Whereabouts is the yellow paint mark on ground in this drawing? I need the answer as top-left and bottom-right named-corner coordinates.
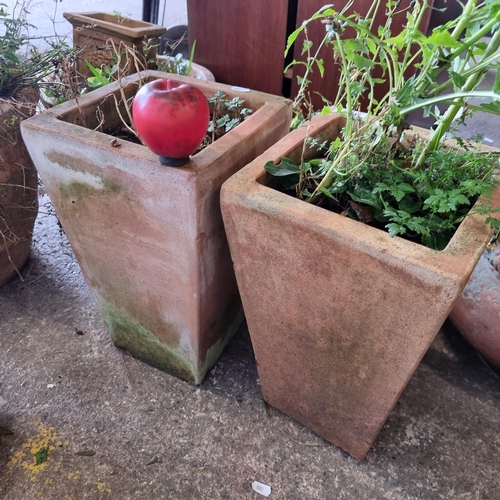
top-left (67, 470), bottom-right (81, 480)
top-left (7, 418), bottom-right (64, 481)
top-left (96, 481), bottom-right (112, 493)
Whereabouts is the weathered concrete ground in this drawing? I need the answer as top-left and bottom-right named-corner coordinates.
top-left (0, 192), bottom-right (499, 500)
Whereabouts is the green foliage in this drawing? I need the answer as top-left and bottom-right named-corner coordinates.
top-left (34, 447), bottom-right (48, 465)
top-left (0, 1), bottom-right (75, 99)
top-left (200, 90), bottom-right (253, 147)
top-left (0, 0), bottom-right (75, 99)
top-left (85, 61), bottom-right (116, 89)
top-left (267, 0), bottom-right (500, 250)
top-left (157, 40), bottom-right (197, 77)
top-left (267, 136), bottom-right (500, 250)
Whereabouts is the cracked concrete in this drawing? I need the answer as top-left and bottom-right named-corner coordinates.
top-left (0, 192), bottom-right (499, 499)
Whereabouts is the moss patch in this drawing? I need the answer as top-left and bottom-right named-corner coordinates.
top-left (59, 180), bottom-right (121, 202)
top-left (100, 300), bottom-right (198, 384)
top-left (198, 306), bottom-right (244, 379)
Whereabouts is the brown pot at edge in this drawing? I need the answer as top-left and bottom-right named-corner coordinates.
top-left (0, 88), bottom-right (39, 287)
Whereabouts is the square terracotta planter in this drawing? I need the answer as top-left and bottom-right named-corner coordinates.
top-left (21, 71), bottom-right (292, 384)
top-left (63, 12), bottom-right (166, 77)
top-left (220, 113), bottom-right (500, 459)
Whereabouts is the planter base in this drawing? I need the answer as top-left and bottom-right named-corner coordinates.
top-left (21, 71), bottom-right (292, 384)
top-left (221, 113), bottom-right (500, 459)
top-left (102, 297), bottom-right (244, 383)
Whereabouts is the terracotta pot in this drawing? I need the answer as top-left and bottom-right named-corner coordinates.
top-left (0, 88), bottom-right (39, 287)
top-left (63, 12), bottom-right (166, 77)
top-left (220, 113), bottom-right (500, 460)
top-left (21, 71), bottom-right (292, 384)
top-left (156, 55), bottom-right (215, 82)
top-left (449, 244), bottom-right (500, 370)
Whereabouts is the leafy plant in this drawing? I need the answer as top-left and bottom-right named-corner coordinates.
top-left (157, 40), bottom-right (197, 77)
top-left (113, 10), bottom-right (131, 24)
top-left (200, 90), bottom-right (253, 148)
top-left (0, 1), bottom-right (76, 99)
top-left (86, 60), bottom-right (116, 89)
top-left (266, 0), bottom-right (500, 250)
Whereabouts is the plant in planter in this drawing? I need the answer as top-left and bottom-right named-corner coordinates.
top-left (156, 41), bottom-right (216, 82)
top-left (63, 11), bottom-right (166, 78)
top-left (220, 0), bottom-right (500, 460)
top-left (21, 70), bottom-right (292, 384)
top-left (0, 1), bottom-right (76, 285)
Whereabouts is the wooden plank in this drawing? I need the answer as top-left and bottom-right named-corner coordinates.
top-left (187, 0), bottom-right (290, 95)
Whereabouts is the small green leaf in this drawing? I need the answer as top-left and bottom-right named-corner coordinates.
top-left (315, 58), bottom-right (324, 77)
top-left (264, 158), bottom-right (301, 176)
top-left (426, 30), bottom-right (461, 49)
top-left (486, 216), bottom-right (500, 229)
top-left (35, 448), bottom-right (48, 466)
top-left (386, 33), bottom-right (405, 50)
top-left (350, 54), bottom-right (375, 70)
top-left (319, 187), bottom-right (336, 199)
top-left (301, 39), bottom-right (313, 55)
top-left (399, 195), bottom-right (421, 214)
top-left (480, 101), bottom-right (500, 115)
top-left (343, 39), bottom-right (368, 54)
top-left (391, 183), bottom-right (416, 202)
top-left (348, 187), bottom-right (380, 208)
top-left (386, 223), bottom-right (406, 237)
top-left (449, 71), bottom-right (466, 90)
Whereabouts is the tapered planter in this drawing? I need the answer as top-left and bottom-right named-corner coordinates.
top-left (21, 71), bottom-right (292, 384)
top-left (0, 88), bottom-right (38, 286)
top-left (63, 12), bottom-right (166, 77)
top-left (220, 113), bottom-right (500, 459)
top-left (449, 244), bottom-right (500, 370)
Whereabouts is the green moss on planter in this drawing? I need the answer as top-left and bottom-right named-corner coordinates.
top-left (100, 300), bottom-right (198, 384)
top-left (59, 180), bottom-right (121, 202)
top-left (198, 306), bottom-right (244, 376)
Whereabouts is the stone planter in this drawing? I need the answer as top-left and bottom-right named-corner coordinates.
top-left (449, 244), bottom-right (500, 370)
top-left (63, 12), bottom-right (166, 77)
top-left (220, 113), bottom-right (500, 460)
top-left (0, 89), bottom-right (39, 286)
top-left (156, 55), bottom-right (215, 82)
top-left (21, 71), bottom-right (292, 384)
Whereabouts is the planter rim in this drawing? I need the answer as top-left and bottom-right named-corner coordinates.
top-left (221, 112), bottom-right (500, 279)
top-left (63, 11), bottom-right (166, 38)
top-left (21, 71), bottom-right (291, 174)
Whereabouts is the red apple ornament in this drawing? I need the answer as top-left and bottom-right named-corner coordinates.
top-left (132, 79), bottom-right (210, 166)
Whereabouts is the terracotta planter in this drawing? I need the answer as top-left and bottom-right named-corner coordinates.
top-left (156, 55), bottom-right (215, 82)
top-left (63, 12), bottom-right (166, 77)
top-left (220, 113), bottom-right (500, 460)
top-left (0, 89), bottom-right (39, 286)
top-left (449, 244), bottom-right (500, 370)
top-left (21, 71), bottom-right (292, 384)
